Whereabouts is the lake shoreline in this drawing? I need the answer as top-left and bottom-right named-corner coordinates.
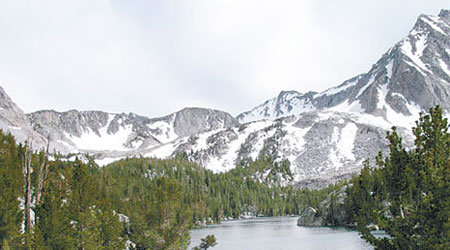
top-left (189, 216), bottom-right (372, 250)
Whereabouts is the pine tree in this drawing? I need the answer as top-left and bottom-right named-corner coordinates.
top-left (97, 200), bottom-right (126, 250)
top-left (0, 132), bottom-right (23, 249)
top-left (36, 160), bottom-right (74, 249)
top-left (351, 106), bottom-right (450, 249)
top-left (192, 235), bottom-right (217, 250)
top-left (69, 160), bottom-right (103, 250)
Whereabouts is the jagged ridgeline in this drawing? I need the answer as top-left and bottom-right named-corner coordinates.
top-left (0, 131), bottom-right (331, 249)
top-left (0, 10), bottom-right (449, 189)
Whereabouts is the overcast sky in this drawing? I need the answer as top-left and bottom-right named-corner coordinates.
top-left (0, 0), bottom-right (448, 117)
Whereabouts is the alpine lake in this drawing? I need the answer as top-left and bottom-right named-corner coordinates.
top-left (189, 217), bottom-right (372, 250)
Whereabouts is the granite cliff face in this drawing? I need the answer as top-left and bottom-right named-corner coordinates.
top-left (27, 108), bottom-right (239, 157)
top-left (238, 10), bottom-right (450, 126)
top-left (0, 10), bottom-right (449, 187)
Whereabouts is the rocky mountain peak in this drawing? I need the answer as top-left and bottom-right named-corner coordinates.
top-left (0, 87), bottom-right (30, 129)
top-left (276, 90), bottom-right (302, 102)
top-left (412, 12), bottom-right (449, 38)
top-left (29, 109), bottom-right (110, 138)
top-left (238, 9), bottom-right (450, 126)
top-left (380, 10), bottom-right (450, 111)
top-left (439, 9), bottom-right (450, 19)
top-left (0, 87), bottom-right (46, 148)
top-left (0, 86), bottom-right (18, 109)
top-left (166, 107), bottom-right (240, 138)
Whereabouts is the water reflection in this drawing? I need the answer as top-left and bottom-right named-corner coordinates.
top-left (189, 217), bottom-right (373, 250)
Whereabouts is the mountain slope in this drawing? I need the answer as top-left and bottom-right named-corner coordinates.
top-left (0, 10), bottom-right (448, 188)
top-left (28, 107), bottom-right (239, 156)
top-left (236, 91), bottom-right (317, 124)
top-left (29, 110), bottom-right (159, 153)
top-left (168, 9), bottom-right (450, 187)
top-left (0, 87), bottom-right (46, 148)
top-left (238, 10), bottom-right (450, 125)
top-left (150, 111), bottom-right (418, 188)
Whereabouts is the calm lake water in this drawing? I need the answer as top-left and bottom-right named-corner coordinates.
top-left (189, 217), bottom-right (373, 250)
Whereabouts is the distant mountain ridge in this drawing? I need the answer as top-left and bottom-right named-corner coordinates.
top-left (1, 10), bottom-right (449, 188)
top-left (27, 107), bottom-right (239, 156)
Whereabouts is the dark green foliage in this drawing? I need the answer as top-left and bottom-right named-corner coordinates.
top-left (192, 234), bottom-right (217, 250)
top-left (0, 131), bottom-right (127, 250)
top-left (0, 128), bottom-right (328, 249)
top-left (101, 156), bottom-right (320, 227)
top-left (344, 106), bottom-right (450, 249)
top-left (98, 155), bottom-right (327, 249)
top-left (0, 132), bottom-right (23, 249)
top-left (343, 160), bottom-right (386, 226)
top-left (127, 177), bottom-right (191, 249)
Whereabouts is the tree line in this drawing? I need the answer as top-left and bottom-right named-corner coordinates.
top-left (0, 130), bottom-right (329, 249)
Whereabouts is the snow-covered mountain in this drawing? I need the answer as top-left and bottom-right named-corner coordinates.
top-left (236, 90), bottom-right (317, 124)
top-left (238, 9), bottom-right (450, 126)
top-left (0, 10), bottom-right (449, 188)
top-left (28, 108), bottom-right (239, 157)
top-left (173, 9), bottom-right (450, 187)
top-left (152, 111), bottom-right (403, 185)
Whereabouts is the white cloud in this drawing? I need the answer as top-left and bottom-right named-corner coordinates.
top-left (0, 0), bottom-right (448, 117)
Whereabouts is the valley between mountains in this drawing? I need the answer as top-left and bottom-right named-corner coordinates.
top-left (2, 10), bottom-right (450, 188)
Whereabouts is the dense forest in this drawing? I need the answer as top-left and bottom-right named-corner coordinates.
top-left (0, 130), bottom-right (330, 249)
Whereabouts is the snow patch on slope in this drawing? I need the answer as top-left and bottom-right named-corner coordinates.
top-left (65, 115), bottom-right (137, 151)
top-left (338, 123), bottom-right (358, 161)
top-left (147, 116), bottom-right (178, 144)
top-left (239, 99), bottom-right (278, 124)
top-left (328, 100), bottom-right (365, 114)
top-left (401, 37), bottom-right (431, 75)
top-left (357, 74), bottom-right (376, 98)
top-left (315, 78), bottom-right (358, 98)
top-left (328, 122), bottom-right (357, 170)
top-left (385, 60), bottom-right (394, 81)
top-left (438, 58), bottom-right (450, 77)
top-left (284, 124), bottom-right (312, 181)
top-left (279, 122), bottom-right (310, 165)
top-left (147, 137), bottom-right (188, 159)
top-left (191, 128), bottom-right (225, 152)
top-left (421, 16), bottom-right (446, 36)
top-left (376, 83), bottom-right (421, 128)
top-left (287, 98), bottom-right (316, 115)
top-left (204, 120), bottom-right (275, 173)
top-left (247, 128), bottom-right (277, 160)
top-left (96, 157), bottom-right (124, 166)
top-left (237, 91), bottom-right (316, 124)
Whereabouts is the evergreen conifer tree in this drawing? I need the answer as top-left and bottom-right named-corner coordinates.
top-left (350, 106), bottom-right (450, 249)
